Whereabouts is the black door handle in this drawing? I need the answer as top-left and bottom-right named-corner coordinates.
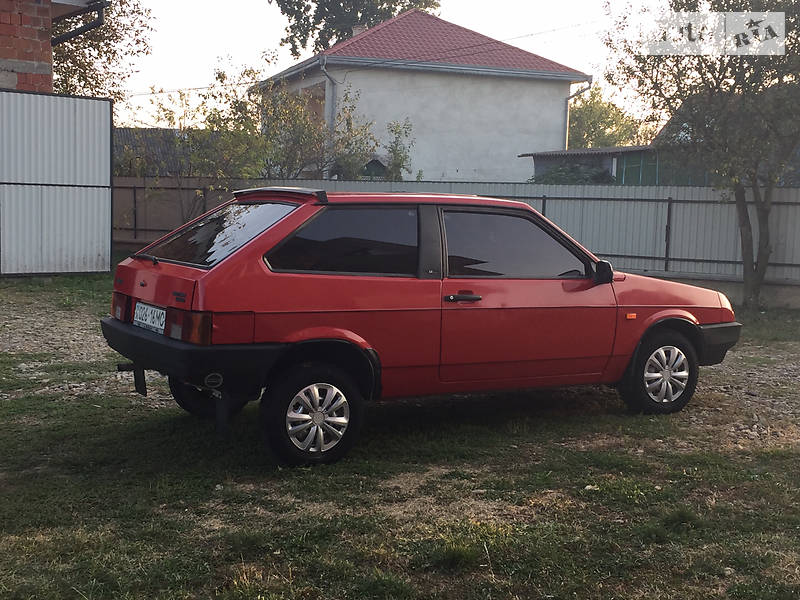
top-left (444, 294), bottom-right (482, 302)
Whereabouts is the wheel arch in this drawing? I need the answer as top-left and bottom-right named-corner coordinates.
top-left (266, 339), bottom-right (382, 401)
top-left (627, 317), bottom-right (702, 377)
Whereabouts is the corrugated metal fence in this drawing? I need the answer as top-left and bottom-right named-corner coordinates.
top-left (113, 177), bottom-right (800, 284)
top-left (0, 90), bottom-right (112, 274)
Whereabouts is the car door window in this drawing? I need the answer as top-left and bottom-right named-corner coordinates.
top-left (443, 210), bottom-right (587, 278)
top-left (267, 206), bottom-right (418, 276)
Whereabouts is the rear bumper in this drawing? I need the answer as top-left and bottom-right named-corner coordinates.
top-left (698, 321), bottom-right (742, 365)
top-left (101, 317), bottom-right (286, 393)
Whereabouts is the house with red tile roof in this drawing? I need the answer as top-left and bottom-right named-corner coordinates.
top-left (264, 9), bottom-right (590, 182)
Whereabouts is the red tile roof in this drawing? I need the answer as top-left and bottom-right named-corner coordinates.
top-left (322, 9), bottom-right (586, 76)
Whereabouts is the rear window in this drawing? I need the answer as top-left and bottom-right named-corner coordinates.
top-left (145, 202), bottom-right (296, 268)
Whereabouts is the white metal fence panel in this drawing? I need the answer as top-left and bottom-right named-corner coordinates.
top-left (0, 185), bottom-right (110, 274)
top-left (0, 91), bottom-right (111, 186)
top-left (0, 90), bottom-right (111, 274)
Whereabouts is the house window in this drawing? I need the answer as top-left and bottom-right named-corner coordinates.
top-left (622, 153), bottom-right (642, 185)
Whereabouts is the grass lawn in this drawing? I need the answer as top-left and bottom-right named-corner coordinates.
top-left (1, 269), bottom-right (799, 599)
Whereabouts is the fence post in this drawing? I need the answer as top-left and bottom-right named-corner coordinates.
top-left (664, 196), bottom-right (673, 272)
top-left (133, 185), bottom-right (138, 241)
top-left (541, 194), bottom-right (547, 216)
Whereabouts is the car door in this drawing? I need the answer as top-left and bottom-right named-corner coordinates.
top-left (439, 207), bottom-right (617, 384)
top-left (262, 203), bottom-right (443, 399)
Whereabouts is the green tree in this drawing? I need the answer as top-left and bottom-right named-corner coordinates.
top-left (138, 66), bottom-right (378, 182)
top-left (328, 88), bottom-right (379, 179)
top-left (383, 118), bottom-right (414, 181)
top-left (267, 0), bottom-right (440, 57)
top-left (147, 68), bottom-right (269, 181)
top-left (606, 0), bottom-right (800, 307)
top-left (568, 86), bottom-right (648, 149)
top-left (52, 0), bottom-right (152, 103)
top-left (259, 82), bottom-right (330, 179)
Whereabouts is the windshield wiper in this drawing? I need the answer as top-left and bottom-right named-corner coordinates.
top-left (130, 253), bottom-right (159, 265)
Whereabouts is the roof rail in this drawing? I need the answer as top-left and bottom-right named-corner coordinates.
top-left (233, 186), bottom-right (328, 204)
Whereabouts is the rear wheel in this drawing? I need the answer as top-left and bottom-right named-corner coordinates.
top-left (261, 363), bottom-right (364, 465)
top-left (168, 377), bottom-right (249, 419)
top-left (619, 331), bottom-right (698, 414)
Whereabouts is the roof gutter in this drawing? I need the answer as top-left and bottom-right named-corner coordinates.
top-left (51, 0), bottom-right (110, 46)
top-left (319, 55), bottom-right (338, 131)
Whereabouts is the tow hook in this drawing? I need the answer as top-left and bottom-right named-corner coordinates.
top-left (117, 362), bottom-right (147, 396)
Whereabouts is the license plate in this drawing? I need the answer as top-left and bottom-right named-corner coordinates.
top-left (133, 301), bottom-right (166, 334)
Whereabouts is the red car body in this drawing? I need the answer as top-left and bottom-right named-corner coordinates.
top-left (102, 187), bottom-right (741, 463)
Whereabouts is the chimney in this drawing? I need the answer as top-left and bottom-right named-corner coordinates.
top-left (352, 24), bottom-right (367, 36)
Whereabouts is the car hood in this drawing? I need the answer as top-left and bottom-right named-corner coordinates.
top-left (612, 272), bottom-right (722, 308)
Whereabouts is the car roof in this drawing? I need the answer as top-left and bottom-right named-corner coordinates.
top-left (233, 187), bottom-right (532, 211)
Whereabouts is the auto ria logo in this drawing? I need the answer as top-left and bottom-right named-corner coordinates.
top-left (645, 12), bottom-right (785, 56)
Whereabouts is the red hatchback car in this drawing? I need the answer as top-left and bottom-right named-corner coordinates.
top-left (102, 187), bottom-right (741, 464)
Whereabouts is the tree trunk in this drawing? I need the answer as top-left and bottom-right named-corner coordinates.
top-left (750, 182), bottom-right (773, 308)
top-left (733, 183), bottom-right (758, 308)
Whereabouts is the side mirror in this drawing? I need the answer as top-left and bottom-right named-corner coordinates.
top-left (594, 260), bottom-right (613, 284)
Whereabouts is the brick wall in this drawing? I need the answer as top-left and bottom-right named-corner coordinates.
top-left (0, 0), bottom-right (53, 92)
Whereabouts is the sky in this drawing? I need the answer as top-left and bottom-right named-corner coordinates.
top-left (119, 0), bottom-right (660, 125)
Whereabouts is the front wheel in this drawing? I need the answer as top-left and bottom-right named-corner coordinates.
top-left (619, 331), bottom-right (699, 414)
top-left (261, 363), bottom-right (364, 465)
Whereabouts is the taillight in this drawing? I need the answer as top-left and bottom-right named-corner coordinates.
top-left (111, 292), bottom-right (131, 321)
top-left (165, 308), bottom-right (212, 345)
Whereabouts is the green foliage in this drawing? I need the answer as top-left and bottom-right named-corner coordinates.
top-left (52, 0), bottom-right (152, 104)
top-left (146, 67), bottom-right (271, 180)
top-left (259, 80), bottom-right (330, 179)
top-left (384, 118), bottom-right (415, 181)
top-left (329, 88), bottom-right (379, 179)
top-left (268, 0), bottom-right (440, 57)
top-left (530, 164), bottom-right (616, 184)
top-left (121, 66), bottom-right (379, 181)
top-left (568, 86), bottom-right (649, 148)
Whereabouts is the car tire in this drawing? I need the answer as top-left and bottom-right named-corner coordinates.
top-left (619, 331), bottom-right (699, 414)
top-left (261, 362), bottom-right (365, 466)
top-left (168, 377), bottom-right (248, 419)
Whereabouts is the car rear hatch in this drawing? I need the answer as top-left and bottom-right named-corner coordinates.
top-left (110, 197), bottom-right (301, 344)
top-left (115, 259), bottom-right (200, 309)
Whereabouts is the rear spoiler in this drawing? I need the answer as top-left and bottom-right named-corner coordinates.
top-left (233, 186), bottom-right (328, 204)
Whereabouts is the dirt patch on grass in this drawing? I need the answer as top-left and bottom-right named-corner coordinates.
top-left (680, 341), bottom-right (800, 450)
top-left (0, 294), bottom-right (109, 363)
top-left (375, 466), bottom-right (585, 525)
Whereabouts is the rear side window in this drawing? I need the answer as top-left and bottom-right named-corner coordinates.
top-left (146, 202), bottom-right (295, 268)
top-left (268, 206), bottom-right (418, 276)
top-left (443, 210), bottom-right (587, 278)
